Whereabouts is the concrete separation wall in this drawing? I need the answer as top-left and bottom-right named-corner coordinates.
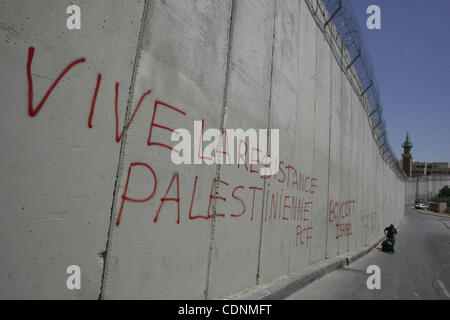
top-left (230, 233), bottom-right (385, 300)
top-left (405, 176), bottom-right (450, 203)
top-left (0, 0), bottom-right (405, 299)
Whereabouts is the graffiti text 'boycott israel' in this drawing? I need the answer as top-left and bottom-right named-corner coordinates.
top-left (170, 121), bottom-right (280, 176)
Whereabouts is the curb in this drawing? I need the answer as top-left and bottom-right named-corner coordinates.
top-left (409, 206), bottom-right (450, 219)
top-left (228, 234), bottom-right (385, 300)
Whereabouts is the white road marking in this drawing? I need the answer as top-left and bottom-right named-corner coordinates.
top-left (437, 280), bottom-right (450, 298)
top-left (413, 292), bottom-right (421, 300)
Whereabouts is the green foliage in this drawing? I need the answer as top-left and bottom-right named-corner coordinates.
top-left (438, 185), bottom-right (450, 198)
top-left (431, 186), bottom-right (450, 205)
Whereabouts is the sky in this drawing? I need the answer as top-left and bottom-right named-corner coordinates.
top-left (347, 0), bottom-right (450, 163)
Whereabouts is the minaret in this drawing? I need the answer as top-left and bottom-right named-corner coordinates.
top-left (401, 132), bottom-right (413, 177)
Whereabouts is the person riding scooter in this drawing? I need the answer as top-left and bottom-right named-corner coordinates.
top-left (383, 224), bottom-right (398, 252)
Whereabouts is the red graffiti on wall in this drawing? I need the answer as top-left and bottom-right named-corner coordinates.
top-left (154, 172), bottom-right (181, 224)
top-left (27, 46), bottom-right (85, 117)
top-left (328, 200), bottom-right (356, 239)
top-left (296, 225), bottom-right (313, 247)
top-left (115, 82), bottom-right (152, 143)
top-left (88, 73), bottom-right (102, 128)
top-left (116, 162), bottom-right (157, 226)
top-left (114, 160), bottom-right (314, 226)
top-left (147, 100), bottom-right (186, 150)
top-left (361, 212), bottom-right (377, 232)
top-left (25, 47), bottom-right (318, 247)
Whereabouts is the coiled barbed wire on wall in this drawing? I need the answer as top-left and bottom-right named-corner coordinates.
top-left (305, 0), bottom-right (406, 179)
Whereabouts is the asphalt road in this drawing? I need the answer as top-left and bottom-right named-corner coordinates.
top-left (287, 207), bottom-right (450, 300)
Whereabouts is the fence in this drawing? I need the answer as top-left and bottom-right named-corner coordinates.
top-left (305, 0), bottom-right (406, 180)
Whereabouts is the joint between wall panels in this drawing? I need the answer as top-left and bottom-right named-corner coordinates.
top-left (98, 0), bottom-right (152, 300)
top-left (308, 1), bottom-right (318, 266)
top-left (324, 31), bottom-right (333, 259)
top-left (255, 0), bottom-right (278, 285)
top-left (204, 0), bottom-right (236, 300)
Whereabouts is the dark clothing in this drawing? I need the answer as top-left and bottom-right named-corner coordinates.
top-left (382, 238), bottom-right (394, 252)
top-left (384, 226), bottom-right (397, 239)
top-left (384, 226), bottom-right (397, 247)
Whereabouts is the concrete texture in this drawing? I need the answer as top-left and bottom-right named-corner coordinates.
top-left (0, 0), bottom-right (405, 299)
top-left (406, 176), bottom-right (450, 203)
top-left (0, 0), bottom-right (146, 299)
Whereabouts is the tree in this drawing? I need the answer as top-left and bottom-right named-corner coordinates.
top-left (437, 185), bottom-right (450, 198)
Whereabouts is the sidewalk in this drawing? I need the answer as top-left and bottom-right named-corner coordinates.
top-left (228, 234), bottom-right (385, 300)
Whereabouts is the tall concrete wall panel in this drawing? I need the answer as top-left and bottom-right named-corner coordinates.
top-left (100, 0), bottom-right (234, 300)
top-left (0, 0), bottom-right (146, 299)
top-left (339, 73), bottom-right (352, 255)
top-left (309, 26), bottom-right (331, 263)
top-left (348, 80), bottom-right (361, 252)
top-left (295, 0), bottom-right (317, 271)
top-left (209, 0), bottom-right (275, 299)
top-left (325, 45), bottom-right (342, 259)
top-left (260, 0), bottom-right (300, 284)
top-left (406, 176), bottom-right (450, 203)
top-left (0, 0), bottom-right (406, 299)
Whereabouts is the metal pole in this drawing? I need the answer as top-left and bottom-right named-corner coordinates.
top-left (376, 131), bottom-right (386, 142)
top-left (386, 153), bottom-right (394, 163)
top-left (369, 104), bottom-right (380, 118)
top-left (324, 1), bottom-right (342, 28)
top-left (361, 81), bottom-right (373, 97)
top-left (372, 119), bottom-right (383, 131)
top-left (347, 50), bottom-right (361, 71)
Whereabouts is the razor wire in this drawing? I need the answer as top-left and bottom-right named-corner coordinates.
top-left (305, 0), bottom-right (406, 179)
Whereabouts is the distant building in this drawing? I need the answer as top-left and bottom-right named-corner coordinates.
top-left (428, 162), bottom-right (450, 175)
top-left (401, 133), bottom-right (413, 177)
top-left (400, 133), bottom-right (450, 177)
top-left (411, 162), bottom-right (426, 177)
top-left (412, 162), bottom-right (450, 177)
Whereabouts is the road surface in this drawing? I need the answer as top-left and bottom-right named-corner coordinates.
top-left (287, 207), bottom-right (450, 300)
